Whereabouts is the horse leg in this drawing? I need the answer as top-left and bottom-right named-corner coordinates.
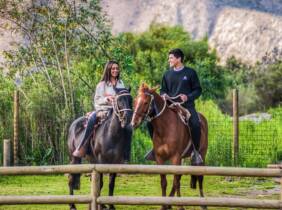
top-left (156, 158), bottom-right (168, 210)
top-left (68, 156), bottom-right (81, 210)
top-left (159, 174), bottom-right (169, 210)
top-left (199, 175), bottom-right (207, 210)
top-left (108, 173), bottom-right (117, 210)
top-left (175, 175), bottom-right (185, 210)
top-left (169, 157), bottom-right (184, 210)
top-left (98, 173), bottom-right (108, 210)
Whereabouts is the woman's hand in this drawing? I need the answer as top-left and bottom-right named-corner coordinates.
top-left (179, 94), bottom-right (188, 102)
top-left (106, 96), bottom-right (115, 103)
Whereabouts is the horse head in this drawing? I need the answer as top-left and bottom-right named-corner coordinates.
top-left (131, 83), bottom-right (158, 128)
top-left (113, 87), bottom-right (133, 128)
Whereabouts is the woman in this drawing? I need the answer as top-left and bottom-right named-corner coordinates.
top-left (72, 60), bottom-right (126, 158)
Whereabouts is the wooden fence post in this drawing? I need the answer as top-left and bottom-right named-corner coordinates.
top-left (91, 170), bottom-right (100, 210)
top-left (3, 139), bottom-right (11, 166)
top-left (233, 89), bottom-right (239, 166)
top-left (13, 90), bottom-right (19, 166)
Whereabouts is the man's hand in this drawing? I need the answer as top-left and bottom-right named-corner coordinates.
top-left (162, 93), bottom-right (169, 100)
top-left (180, 94), bottom-right (188, 102)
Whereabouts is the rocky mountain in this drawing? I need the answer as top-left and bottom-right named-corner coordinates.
top-left (101, 0), bottom-right (282, 64)
top-left (1, 0), bottom-right (282, 65)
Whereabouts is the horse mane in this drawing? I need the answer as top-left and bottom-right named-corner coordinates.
top-left (114, 87), bottom-right (130, 94)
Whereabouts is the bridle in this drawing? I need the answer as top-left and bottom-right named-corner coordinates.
top-left (133, 93), bottom-right (186, 122)
top-left (133, 92), bottom-right (167, 122)
top-left (112, 91), bottom-right (133, 122)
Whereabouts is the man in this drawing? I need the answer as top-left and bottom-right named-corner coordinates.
top-left (148, 48), bottom-right (203, 165)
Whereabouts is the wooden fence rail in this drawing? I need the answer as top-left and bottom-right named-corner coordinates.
top-left (0, 164), bottom-right (281, 209)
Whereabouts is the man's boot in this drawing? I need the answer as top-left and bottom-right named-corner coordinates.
top-left (188, 115), bottom-right (203, 166)
top-left (191, 149), bottom-right (203, 166)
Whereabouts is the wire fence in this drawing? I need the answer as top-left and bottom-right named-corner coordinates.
top-left (0, 92), bottom-right (281, 167)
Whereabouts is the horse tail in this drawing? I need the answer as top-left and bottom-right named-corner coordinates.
top-left (68, 156), bottom-right (82, 190)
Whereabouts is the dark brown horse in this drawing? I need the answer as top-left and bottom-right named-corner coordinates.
top-left (131, 83), bottom-right (208, 210)
top-left (68, 88), bottom-right (133, 210)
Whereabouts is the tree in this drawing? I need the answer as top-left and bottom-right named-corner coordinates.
top-left (0, 0), bottom-right (113, 164)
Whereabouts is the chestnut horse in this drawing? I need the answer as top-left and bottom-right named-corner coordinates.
top-left (131, 84), bottom-right (208, 210)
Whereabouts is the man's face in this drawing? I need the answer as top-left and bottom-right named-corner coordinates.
top-left (168, 54), bottom-right (181, 68)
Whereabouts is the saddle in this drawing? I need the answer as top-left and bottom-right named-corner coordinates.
top-left (83, 110), bottom-right (110, 156)
top-left (168, 102), bottom-right (191, 126)
top-left (84, 110), bottom-right (109, 128)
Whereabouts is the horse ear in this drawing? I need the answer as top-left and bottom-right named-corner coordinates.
top-left (151, 85), bottom-right (160, 92)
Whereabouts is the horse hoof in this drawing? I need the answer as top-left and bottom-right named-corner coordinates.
top-left (70, 204), bottom-right (76, 210)
top-left (160, 206), bottom-right (170, 210)
top-left (101, 205), bottom-right (108, 210)
top-left (201, 206), bottom-right (208, 210)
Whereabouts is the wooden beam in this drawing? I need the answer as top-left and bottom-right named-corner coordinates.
top-left (0, 164), bottom-right (94, 175)
top-left (13, 90), bottom-right (19, 166)
top-left (97, 196), bottom-right (282, 209)
top-left (0, 195), bottom-right (92, 204)
top-left (268, 164), bottom-right (282, 169)
top-left (3, 139), bottom-right (11, 166)
top-left (0, 164), bottom-right (280, 177)
top-left (95, 164), bottom-right (282, 177)
top-left (233, 89), bottom-right (239, 166)
top-left (91, 171), bottom-right (101, 210)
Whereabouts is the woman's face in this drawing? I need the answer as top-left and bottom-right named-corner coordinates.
top-left (110, 63), bottom-right (120, 79)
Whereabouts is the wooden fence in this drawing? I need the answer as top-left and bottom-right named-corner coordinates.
top-left (0, 164), bottom-right (281, 209)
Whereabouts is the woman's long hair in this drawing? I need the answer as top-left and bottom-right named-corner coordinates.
top-left (101, 60), bottom-right (120, 84)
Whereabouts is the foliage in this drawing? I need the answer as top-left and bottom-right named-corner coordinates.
top-left (120, 24), bottom-right (228, 99)
top-left (253, 61), bottom-right (282, 108)
top-left (223, 56), bottom-right (282, 114)
top-left (0, 0), bottom-right (113, 164)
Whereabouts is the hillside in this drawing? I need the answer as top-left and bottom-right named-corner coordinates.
top-left (101, 0), bottom-right (282, 64)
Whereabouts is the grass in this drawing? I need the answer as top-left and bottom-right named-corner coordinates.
top-left (0, 173), bottom-right (279, 210)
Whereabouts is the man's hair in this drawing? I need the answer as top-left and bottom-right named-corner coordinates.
top-left (169, 48), bottom-right (184, 62)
